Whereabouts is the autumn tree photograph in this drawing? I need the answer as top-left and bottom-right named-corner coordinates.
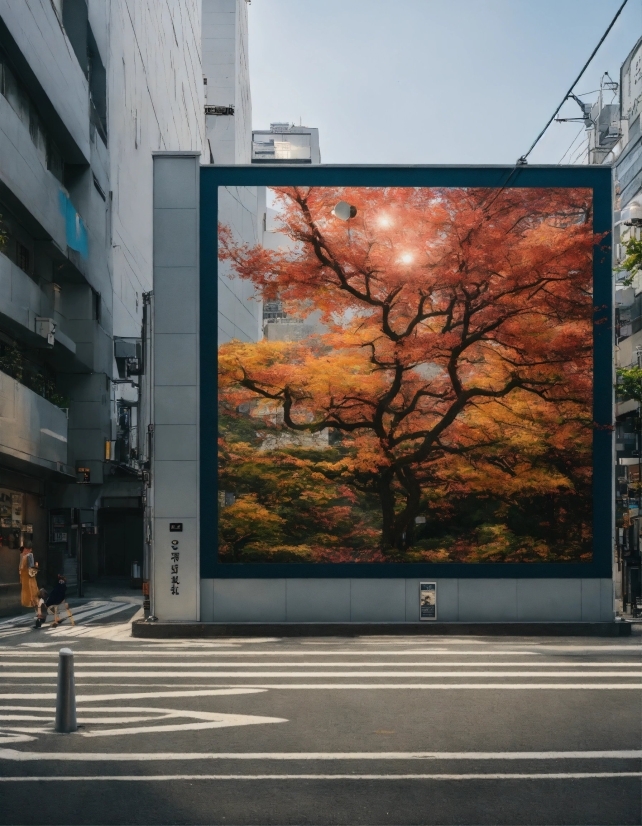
top-left (217, 185), bottom-right (596, 564)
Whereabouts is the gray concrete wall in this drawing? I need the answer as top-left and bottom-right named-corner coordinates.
top-left (200, 577), bottom-right (615, 623)
top-left (203, 0), bottom-right (252, 166)
top-left (151, 153), bottom-right (200, 622)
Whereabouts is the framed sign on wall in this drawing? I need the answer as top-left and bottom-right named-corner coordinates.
top-left (200, 164), bottom-right (612, 582)
top-left (420, 582), bottom-right (437, 620)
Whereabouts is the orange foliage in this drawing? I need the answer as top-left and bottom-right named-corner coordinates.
top-left (218, 186), bottom-right (596, 558)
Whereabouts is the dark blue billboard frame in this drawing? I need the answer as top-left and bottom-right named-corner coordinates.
top-left (200, 164), bottom-right (613, 579)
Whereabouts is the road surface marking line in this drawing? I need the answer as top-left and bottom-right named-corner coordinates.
top-left (0, 749), bottom-right (640, 761)
top-left (3, 661), bottom-right (638, 668)
top-left (203, 683), bottom-right (642, 690)
top-left (1, 685), bottom-right (641, 697)
top-left (0, 650), bottom-right (551, 657)
top-left (2, 671), bottom-right (639, 678)
top-left (81, 715), bottom-right (287, 737)
top-left (1, 685), bottom-right (641, 699)
top-left (0, 689), bottom-right (266, 701)
top-left (0, 772), bottom-right (639, 781)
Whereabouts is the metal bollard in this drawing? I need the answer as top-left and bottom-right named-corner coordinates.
top-left (54, 647), bottom-right (77, 733)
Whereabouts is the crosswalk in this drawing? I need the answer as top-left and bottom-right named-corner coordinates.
top-left (0, 601), bottom-right (141, 641)
top-left (0, 633), bottom-right (640, 821)
top-left (0, 633), bottom-right (639, 826)
top-left (0, 638), bottom-right (640, 691)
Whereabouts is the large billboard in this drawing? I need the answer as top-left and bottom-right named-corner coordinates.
top-left (201, 167), bottom-right (612, 577)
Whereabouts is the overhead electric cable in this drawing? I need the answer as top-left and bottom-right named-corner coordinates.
top-left (558, 125), bottom-right (586, 164)
top-left (517, 0), bottom-right (629, 164)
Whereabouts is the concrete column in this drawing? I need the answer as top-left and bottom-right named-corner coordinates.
top-left (151, 153), bottom-right (200, 621)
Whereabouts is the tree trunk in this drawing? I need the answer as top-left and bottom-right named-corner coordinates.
top-left (393, 467), bottom-right (422, 550)
top-left (378, 469), bottom-right (398, 552)
top-left (378, 466), bottom-right (422, 552)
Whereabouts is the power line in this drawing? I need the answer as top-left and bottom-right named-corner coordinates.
top-left (558, 125), bottom-right (586, 164)
top-left (517, 0), bottom-right (630, 164)
top-left (570, 144), bottom-right (589, 165)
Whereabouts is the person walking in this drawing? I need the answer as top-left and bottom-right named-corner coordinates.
top-left (18, 545), bottom-right (38, 609)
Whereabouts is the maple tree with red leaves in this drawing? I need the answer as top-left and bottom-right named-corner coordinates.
top-left (218, 185), bottom-right (596, 561)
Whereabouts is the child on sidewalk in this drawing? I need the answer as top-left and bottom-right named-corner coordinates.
top-left (34, 588), bottom-right (48, 628)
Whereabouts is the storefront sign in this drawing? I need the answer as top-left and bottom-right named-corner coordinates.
top-left (170, 533), bottom-right (180, 596)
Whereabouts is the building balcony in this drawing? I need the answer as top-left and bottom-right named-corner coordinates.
top-left (0, 369), bottom-right (72, 477)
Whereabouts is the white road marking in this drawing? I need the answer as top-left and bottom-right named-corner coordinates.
top-left (0, 650), bottom-right (555, 657)
top-left (82, 713), bottom-right (287, 737)
top-left (240, 682), bottom-right (640, 690)
top-left (1, 684), bottom-right (640, 696)
top-left (0, 733), bottom-right (35, 744)
top-left (0, 688), bottom-right (266, 701)
top-left (2, 660), bottom-right (637, 668)
top-left (0, 772), bottom-right (639, 781)
top-left (1, 670), bottom-right (638, 678)
top-left (0, 648), bottom-right (453, 654)
top-left (0, 703), bottom-right (287, 738)
top-left (0, 749), bottom-right (639, 762)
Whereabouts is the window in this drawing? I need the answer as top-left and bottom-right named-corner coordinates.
top-left (62, 0), bottom-right (88, 76)
top-left (92, 289), bottom-right (101, 323)
top-left (88, 27), bottom-right (107, 143)
top-left (252, 132), bottom-right (312, 162)
top-left (28, 103), bottom-right (47, 162)
top-left (46, 138), bottom-right (64, 183)
top-left (92, 174), bottom-right (106, 201)
top-left (16, 242), bottom-right (30, 274)
top-left (1, 59), bottom-right (28, 125)
top-left (0, 48), bottom-right (64, 180)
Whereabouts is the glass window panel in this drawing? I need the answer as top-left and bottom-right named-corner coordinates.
top-left (252, 133), bottom-right (311, 161)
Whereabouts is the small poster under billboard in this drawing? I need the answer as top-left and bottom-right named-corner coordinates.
top-left (420, 582), bottom-right (437, 620)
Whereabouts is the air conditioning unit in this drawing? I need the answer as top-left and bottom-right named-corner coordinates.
top-left (35, 317), bottom-right (56, 346)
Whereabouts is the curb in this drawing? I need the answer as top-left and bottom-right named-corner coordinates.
top-left (132, 620), bottom-right (632, 639)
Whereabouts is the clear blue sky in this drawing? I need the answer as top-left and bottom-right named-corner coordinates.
top-left (248, 0), bottom-right (642, 165)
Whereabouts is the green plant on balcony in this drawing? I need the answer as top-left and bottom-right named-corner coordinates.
top-left (0, 342), bottom-right (68, 409)
top-left (0, 343), bottom-right (23, 382)
top-left (618, 237), bottom-right (642, 287)
top-left (47, 391), bottom-right (69, 409)
top-left (616, 365), bottom-right (642, 403)
top-left (0, 214), bottom-right (7, 253)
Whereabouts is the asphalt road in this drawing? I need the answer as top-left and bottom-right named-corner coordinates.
top-left (0, 606), bottom-right (640, 825)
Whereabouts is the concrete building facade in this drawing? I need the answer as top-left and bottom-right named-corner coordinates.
top-left (0, 0), bottom-right (203, 612)
top-left (203, 0), bottom-right (265, 347)
top-left (252, 123), bottom-right (321, 165)
top-left (600, 37), bottom-right (642, 615)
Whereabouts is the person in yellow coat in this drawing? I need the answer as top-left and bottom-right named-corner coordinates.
top-left (19, 545), bottom-right (38, 609)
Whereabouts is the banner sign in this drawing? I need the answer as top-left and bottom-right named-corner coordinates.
top-left (200, 165), bottom-right (612, 579)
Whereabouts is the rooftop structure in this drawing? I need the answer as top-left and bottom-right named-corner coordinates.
top-left (252, 123), bottom-right (321, 164)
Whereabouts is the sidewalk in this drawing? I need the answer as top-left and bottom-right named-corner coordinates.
top-left (0, 576), bottom-right (142, 622)
top-left (72, 576), bottom-right (143, 607)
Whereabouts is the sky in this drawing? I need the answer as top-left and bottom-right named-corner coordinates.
top-left (248, 0), bottom-right (642, 165)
